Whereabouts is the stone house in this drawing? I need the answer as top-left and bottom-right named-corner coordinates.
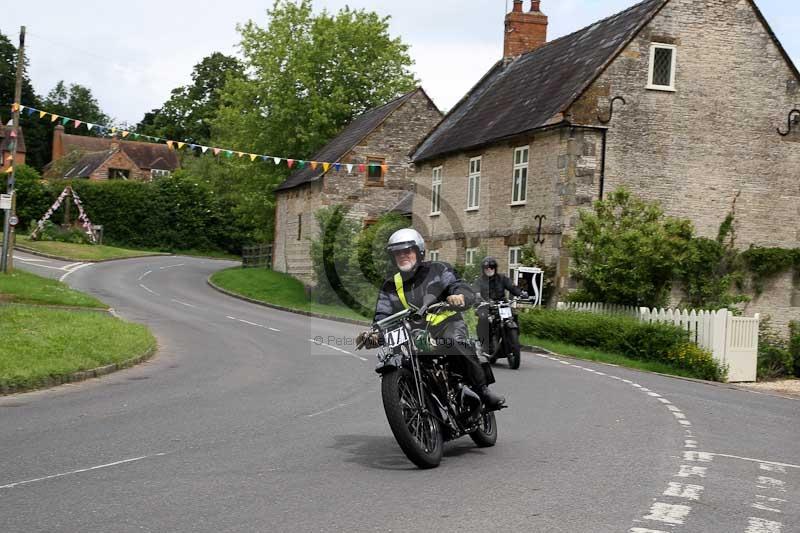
top-left (272, 88), bottom-right (442, 284)
top-left (47, 125), bottom-right (179, 181)
top-left (410, 0), bottom-right (800, 330)
top-left (0, 124), bottom-right (25, 171)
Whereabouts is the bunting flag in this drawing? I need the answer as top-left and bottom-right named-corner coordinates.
top-left (4, 165), bottom-right (13, 174)
top-left (13, 103), bottom-right (411, 175)
top-left (11, 103), bottom-right (18, 112)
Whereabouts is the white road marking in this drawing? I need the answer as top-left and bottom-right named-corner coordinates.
top-left (630, 529), bottom-right (670, 533)
top-left (137, 270), bottom-right (152, 281)
top-left (704, 455), bottom-right (800, 470)
top-left (647, 392), bottom-right (662, 397)
top-left (683, 451), bottom-right (713, 462)
top-left (685, 440), bottom-right (698, 448)
top-left (663, 482), bottom-right (704, 500)
top-left (666, 405), bottom-right (681, 411)
top-left (657, 398), bottom-right (671, 404)
top-left (676, 465), bottom-right (707, 478)
top-left (139, 284), bottom-right (160, 296)
top-left (269, 327), bottom-right (281, 332)
top-left (760, 464), bottom-right (788, 474)
top-left (746, 517), bottom-right (783, 533)
top-left (643, 502), bottom-right (691, 525)
top-left (225, 316), bottom-right (280, 333)
top-left (757, 477), bottom-right (787, 491)
top-left (673, 412), bottom-right (687, 419)
top-left (678, 420), bottom-right (692, 426)
top-left (307, 339), bottom-right (367, 362)
top-left (59, 262), bottom-right (89, 282)
top-left (0, 453), bottom-right (167, 489)
top-left (160, 263), bottom-right (185, 270)
top-left (13, 255), bottom-right (49, 262)
top-left (307, 400), bottom-right (359, 418)
top-left (171, 299), bottom-right (198, 309)
top-left (62, 261), bottom-right (83, 270)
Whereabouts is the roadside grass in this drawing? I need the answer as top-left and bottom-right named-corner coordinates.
top-left (0, 269), bottom-right (106, 308)
top-left (210, 267), bottom-right (369, 323)
top-left (0, 305), bottom-right (156, 391)
top-left (520, 333), bottom-right (700, 379)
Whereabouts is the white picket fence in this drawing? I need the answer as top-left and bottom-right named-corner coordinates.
top-left (556, 302), bottom-right (760, 382)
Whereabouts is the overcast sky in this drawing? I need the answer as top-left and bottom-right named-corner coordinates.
top-left (2, 0), bottom-right (797, 126)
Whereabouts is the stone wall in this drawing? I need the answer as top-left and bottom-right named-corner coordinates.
top-left (273, 90), bottom-right (442, 285)
top-left (89, 149), bottom-right (148, 181)
top-left (568, 0), bottom-right (800, 330)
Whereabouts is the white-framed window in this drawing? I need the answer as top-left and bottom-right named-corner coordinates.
top-left (467, 156), bottom-right (481, 210)
top-left (150, 169), bottom-right (171, 179)
top-left (512, 146), bottom-right (528, 204)
top-left (465, 247), bottom-right (479, 266)
top-left (431, 166), bottom-right (442, 215)
top-left (647, 43), bottom-right (677, 91)
top-left (428, 250), bottom-right (440, 262)
top-left (508, 246), bottom-right (522, 280)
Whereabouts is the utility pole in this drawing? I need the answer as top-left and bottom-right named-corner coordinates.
top-left (1, 26), bottom-right (24, 274)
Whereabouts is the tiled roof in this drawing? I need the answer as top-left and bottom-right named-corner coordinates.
top-left (389, 191), bottom-right (414, 216)
top-left (60, 133), bottom-right (180, 170)
top-left (412, 0), bottom-right (668, 162)
top-left (62, 150), bottom-right (115, 179)
top-left (275, 88), bottom-right (424, 192)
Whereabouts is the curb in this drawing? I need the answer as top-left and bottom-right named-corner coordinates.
top-left (0, 302), bottom-right (111, 313)
top-left (0, 345), bottom-right (157, 396)
top-left (206, 277), bottom-right (372, 327)
top-left (14, 244), bottom-right (170, 264)
top-left (522, 344), bottom-right (800, 401)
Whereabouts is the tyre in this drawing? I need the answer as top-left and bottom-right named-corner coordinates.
top-left (469, 410), bottom-right (498, 447)
top-left (506, 329), bottom-right (521, 369)
top-left (381, 368), bottom-right (443, 469)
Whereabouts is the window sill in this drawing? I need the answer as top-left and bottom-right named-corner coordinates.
top-left (429, 212), bottom-right (441, 217)
top-left (645, 85), bottom-right (676, 92)
top-left (465, 207), bottom-right (480, 212)
top-left (509, 201), bottom-right (527, 207)
top-left (364, 181), bottom-right (385, 187)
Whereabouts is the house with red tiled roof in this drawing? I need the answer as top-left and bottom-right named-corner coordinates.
top-left (46, 125), bottom-right (179, 181)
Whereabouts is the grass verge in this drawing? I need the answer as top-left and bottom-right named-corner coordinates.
top-left (14, 234), bottom-right (167, 261)
top-left (210, 267), bottom-right (368, 323)
top-left (520, 334), bottom-right (700, 379)
top-left (0, 269), bottom-right (106, 308)
top-left (0, 305), bottom-right (156, 391)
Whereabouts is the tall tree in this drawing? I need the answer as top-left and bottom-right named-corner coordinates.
top-left (137, 52), bottom-right (244, 145)
top-left (43, 81), bottom-right (109, 125)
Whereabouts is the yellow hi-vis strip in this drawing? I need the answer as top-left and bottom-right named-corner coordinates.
top-left (394, 273), bottom-right (457, 326)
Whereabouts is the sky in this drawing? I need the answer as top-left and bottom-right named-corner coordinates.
top-left (1, 0), bottom-right (797, 126)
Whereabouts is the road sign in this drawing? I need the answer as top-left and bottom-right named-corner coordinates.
top-left (0, 194), bottom-right (10, 210)
top-left (9, 215), bottom-right (18, 227)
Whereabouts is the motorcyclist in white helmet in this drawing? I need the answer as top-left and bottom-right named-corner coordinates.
top-left (357, 229), bottom-right (506, 409)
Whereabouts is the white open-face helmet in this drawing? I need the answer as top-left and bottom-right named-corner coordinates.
top-left (386, 228), bottom-right (426, 260)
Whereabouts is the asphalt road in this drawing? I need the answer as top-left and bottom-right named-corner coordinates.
top-left (2, 252), bottom-right (798, 532)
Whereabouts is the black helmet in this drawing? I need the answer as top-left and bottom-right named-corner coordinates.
top-left (481, 256), bottom-right (498, 269)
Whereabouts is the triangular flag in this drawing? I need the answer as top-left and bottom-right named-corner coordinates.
top-left (9, 130), bottom-right (16, 138)
top-left (322, 163), bottom-right (330, 172)
top-left (111, 127), bottom-right (117, 134)
top-left (166, 141), bottom-right (175, 150)
top-left (225, 150), bottom-right (234, 158)
top-left (50, 114), bottom-right (59, 122)
top-left (122, 131), bottom-right (130, 138)
top-left (201, 146), bottom-right (209, 154)
top-left (61, 117), bottom-right (70, 126)
top-left (132, 133), bottom-right (139, 139)
top-left (74, 120), bottom-right (82, 128)
top-left (346, 164), bottom-right (353, 173)
top-left (87, 123), bottom-right (94, 131)
top-left (237, 152), bottom-right (245, 158)
top-left (4, 166), bottom-right (12, 174)
top-left (310, 161), bottom-right (318, 170)
top-left (249, 154), bottom-right (257, 162)
top-left (260, 155), bottom-right (269, 162)
top-left (358, 164), bottom-right (366, 173)
top-left (273, 157), bottom-right (280, 165)
top-left (297, 160), bottom-right (306, 169)
top-left (287, 159), bottom-right (295, 169)
top-left (11, 103), bottom-right (19, 112)
top-left (39, 110), bottom-right (46, 119)
top-left (25, 107), bottom-right (35, 116)
top-left (334, 163), bottom-right (341, 172)
top-left (177, 142), bottom-right (185, 150)
top-left (213, 148), bottom-right (221, 156)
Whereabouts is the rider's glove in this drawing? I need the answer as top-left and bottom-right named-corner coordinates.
top-left (520, 291), bottom-right (529, 299)
top-left (356, 331), bottom-right (381, 350)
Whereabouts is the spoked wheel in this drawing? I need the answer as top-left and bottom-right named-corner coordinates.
top-left (469, 410), bottom-right (498, 447)
top-left (506, 329), bottom-right (521, 369)
top-left (381, 368), bottom-right (443, 469)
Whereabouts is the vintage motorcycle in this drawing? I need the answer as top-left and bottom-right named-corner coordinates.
top-left (476, 298), bottom-right (522, 369)
top-left (358, 301), bottom-right (501, 469)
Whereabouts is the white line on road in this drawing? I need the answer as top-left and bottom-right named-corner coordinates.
top-left (225, 316), bottom-right (280, 333)
top-left (643, 502), bottom-right (692, 525)
top-left (171, 299), bottom-right (198, 308)
top-left (59, 263), bottom-right (89, 282)
top-left (12, 255), bottom-right (49, 262)
top-left (62, 262), bottom-right (83, 270)
top-left (139, 284), bottom-right (160, 296)
top-left (160, 263), bottom-right (185, 270)
top-left (704, 454), bottom-right (800, 470)
top-left (138, 270), bottom-right (152, 281)
top-left (308, 339), bottom-right (367, 362)
top-left (0, 453), bottom-right (167, 490)
top-left (746, 517), bottom-right (783, 533)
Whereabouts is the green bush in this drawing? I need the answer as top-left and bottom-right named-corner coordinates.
top-left (790, 321), bottom-right (800, 378)
top-left (31, 220), bottom-right (92, 245)
top-left (12, 166), bottom-right (53, 231)
top-left (756, 317), bottom-right (794, 380)
top-left (517, 308), bottom-right (727, 381)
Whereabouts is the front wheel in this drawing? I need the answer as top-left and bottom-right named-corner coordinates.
top-left (381, 368), bottom-right (443, 469)
top-left (469, 410), bottom-right (498, 447)
top-left (506, 328), bottom-right (521, 369)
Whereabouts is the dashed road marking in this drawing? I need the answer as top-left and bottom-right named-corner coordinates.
top-left (676, 465), bottom-right (707, 478)
top-left (139, 283), bottom-right (160, 296)
top-left (308, 339), bottom-right (367, 362)
top-left (664, 482), bottom-right (704, 500)
top-left (159, 263), bottom-right (185, 270)
top-left (643, 502), bottom-right (692, 525)
top-left (746, 517), bottom-right (783, 533)
top-left (171, 299), bottom-right (198, 309)
top-left (138, 270), bottom-right (152, 281)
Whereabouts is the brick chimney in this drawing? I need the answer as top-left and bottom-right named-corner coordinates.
top-left (504, 0), bottom-right (548, 58)
top-left (53, 124), bottom-right (65, 162)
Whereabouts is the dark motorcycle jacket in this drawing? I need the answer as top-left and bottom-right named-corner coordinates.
top-left (475, 273), bottom-right (523, 302)
top-left (374, 261), bottom-right (476, 324)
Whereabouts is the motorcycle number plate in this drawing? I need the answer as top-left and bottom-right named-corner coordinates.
top-left (385, 327), bottom-right (409, 348)
top-left (499, 307), bottom-right (513, 319)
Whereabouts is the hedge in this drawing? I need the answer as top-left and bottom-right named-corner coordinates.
top-left (517, 309), bottom-right (727, 381)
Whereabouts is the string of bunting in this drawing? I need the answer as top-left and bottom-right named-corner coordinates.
top-left (11, 103), bottom-right (406, 174)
